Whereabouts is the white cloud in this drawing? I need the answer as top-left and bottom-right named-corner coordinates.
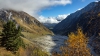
top-left (0, 0), bottom-right (72, 17)
top-left (39, 16), bottom-right (59, 23)
top-left (77, 8), bottom-right (82, 11)
top-left (38, 14), bottom-right (69, 24)
top-left (56, 14), bottom-right (70, 21)
top-left (95, 0), bottom-right (99, 2)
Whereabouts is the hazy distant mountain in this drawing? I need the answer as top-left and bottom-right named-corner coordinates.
top-left (43, 23), bottom-right (57, 30)
top-left (0, 9), bottom-right (53, 35)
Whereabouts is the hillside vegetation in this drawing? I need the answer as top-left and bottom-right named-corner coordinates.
top-left (52, 28), bottom-right (92, 56)
top-left (0, 20), bottom-right (49, 56)
top-left (0, 9), bottom-right (53, 37)
top-left (0, 9), bottom-right (55, 56)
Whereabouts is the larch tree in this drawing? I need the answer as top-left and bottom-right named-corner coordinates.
top-left (53, 28), bottom-right (92, 56)
top-left (61, 28), bottom-right (92, 56)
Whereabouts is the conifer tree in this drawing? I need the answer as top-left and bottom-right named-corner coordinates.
top-left (1, 20), bottom-right (24, 52)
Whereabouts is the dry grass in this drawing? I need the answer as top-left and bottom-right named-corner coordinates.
top-left (0, 46), bottom-right (49, 56)
top-left (16, 47), bottom-right (27, 56)
top-left (0, 47), bottom-right (15, 56)
top-left (13, 16), bottom-right (53, 36)
top-left (0, 35), bottom-right (49, 56)
top-left (21, 32), bottom-right (40, 39)
top-left (24, 46), bottom-right (49, 56)
top-left (0, 43), bottom-right (49, 56)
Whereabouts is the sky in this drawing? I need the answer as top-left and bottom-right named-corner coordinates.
top-left (40, 0), bottom-right (96, 17)
top-left (39, 0), bottom-right (96, 23)
top-left (0, 0), bottom-right (97, 23)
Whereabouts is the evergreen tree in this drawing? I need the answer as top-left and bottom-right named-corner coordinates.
top-left (1, 20), bottom-right (24, 52)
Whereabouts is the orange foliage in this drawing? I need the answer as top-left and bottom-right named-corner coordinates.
top-left (53, 28), bottom-right (92, 56)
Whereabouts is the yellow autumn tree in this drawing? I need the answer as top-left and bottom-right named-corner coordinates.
top-left (53, 28), bottom-right (92, 56)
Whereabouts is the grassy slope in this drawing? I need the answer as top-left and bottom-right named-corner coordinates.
top-left (11, 10), bottom-right (53, 35)
top-left (0, 10), bottom-right (53, 56)
top-left (0, 10), bottom-right (53, 37)
top-left (0, 34), bottom-right (49, 56)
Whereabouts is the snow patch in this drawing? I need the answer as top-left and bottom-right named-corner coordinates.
top-left (33, 20), bottom-right (34, 23)
top-left (8, 12), bottom-right (12, 20)
top-left (24, 18), bottom-right (26, 21)
top-left (4, 10), bottom-right (8, 14)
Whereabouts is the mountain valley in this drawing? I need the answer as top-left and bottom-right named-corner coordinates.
top-left (0, 1), bottom-right (100, 56)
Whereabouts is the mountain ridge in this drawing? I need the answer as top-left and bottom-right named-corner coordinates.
top-left (53, 1), bottom-right (98, 35)
top-left (53, 1), bottom-right (100, 55)
top-left (0, 9), bottom-right (53, 36)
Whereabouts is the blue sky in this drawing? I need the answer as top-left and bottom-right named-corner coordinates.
top-left (40, 0), bottom-right (95, 17)
top-left (0, 0), bottom-right (97, 23)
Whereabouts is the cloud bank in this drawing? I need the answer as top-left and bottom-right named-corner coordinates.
top-left (0, 0), bottom-right (71, 17)
top-left (39, 14), bottom-right (69, 24)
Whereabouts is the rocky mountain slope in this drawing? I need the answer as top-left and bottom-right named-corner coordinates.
top-left (53, 1), bottom-right (98, 35)
top-left (0, 9), bottom-right (53, 37)
top-left (53, 1), bottom-right (100, 55)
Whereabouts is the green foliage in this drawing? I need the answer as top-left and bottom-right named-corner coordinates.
top-left (1, 20), bottom-right (24, 52)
